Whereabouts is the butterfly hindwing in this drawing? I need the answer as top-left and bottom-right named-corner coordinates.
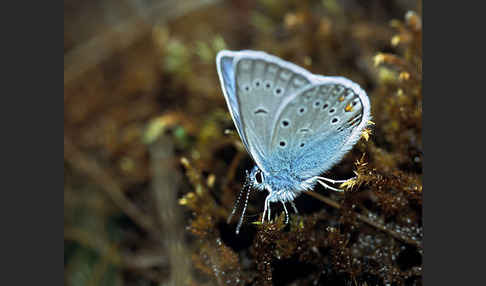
top-left (270, 77), bottom-right (371, 178)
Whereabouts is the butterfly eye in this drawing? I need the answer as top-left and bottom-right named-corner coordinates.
top-left (255, 171), bottom-right (263, 184)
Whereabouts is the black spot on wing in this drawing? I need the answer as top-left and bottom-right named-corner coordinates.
top-left (254, 108), bottom-right (269, 115)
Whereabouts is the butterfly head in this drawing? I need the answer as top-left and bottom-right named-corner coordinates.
top-left (248, 164), bottom-right (316, 203)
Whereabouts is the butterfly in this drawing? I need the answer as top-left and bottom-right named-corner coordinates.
top-left (216, 50), bottom-right (371, 234)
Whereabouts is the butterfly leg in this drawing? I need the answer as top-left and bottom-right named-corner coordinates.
top-left (262, 194), bottom-right (270, 223)
top-left (317, 179), bottom-right (344, 192)
top-left (317, 176), bottom-right (356, 184)
top-left (267, 200), bottom-right (272, 222)
top-left (281, 201), bottom-right (289, 224)
top-left (290, 201), bottom-right (299, 214)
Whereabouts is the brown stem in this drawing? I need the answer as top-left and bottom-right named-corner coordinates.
top-left (64, 136), bottom-right (159, 236)
top-left (149, 134), bottom-right (192, 286)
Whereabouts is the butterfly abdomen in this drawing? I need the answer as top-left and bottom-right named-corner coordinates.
top-left (263, 168), bottom-right (315, 202)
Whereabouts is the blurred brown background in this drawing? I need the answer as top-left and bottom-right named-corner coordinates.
top-left (64, 0), bottom-right (422, 285)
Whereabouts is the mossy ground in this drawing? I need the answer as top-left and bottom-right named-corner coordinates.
top-left (65, 1), bottom-right (422, 285)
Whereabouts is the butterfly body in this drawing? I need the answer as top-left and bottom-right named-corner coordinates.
top-left (216, 50), bottom-right (371, 233)
top-left (248, 165), bottom-right (314, 203)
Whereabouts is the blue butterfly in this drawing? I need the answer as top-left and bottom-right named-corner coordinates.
top-left (216, 50), bottom-right (371, 234)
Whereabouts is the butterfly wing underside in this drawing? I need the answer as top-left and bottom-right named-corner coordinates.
top-left (216, 52), bottom-right (248, 148)
top-left (217, 50), bottom-right (316, 171)
top-left (269, 78), bottom-right (371, 179)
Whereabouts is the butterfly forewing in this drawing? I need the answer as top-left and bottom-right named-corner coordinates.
top-left (230, 51), bottom-right (315, 171)
top-left (216, 52), bottom-right (250, 149)
top-left (270, 78), bottom-right (370, 178)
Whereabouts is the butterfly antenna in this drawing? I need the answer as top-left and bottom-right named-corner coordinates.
top-left (235, 183), bottom-right (251, 234)
top-left (227, 170), bottom-right (250, 224)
